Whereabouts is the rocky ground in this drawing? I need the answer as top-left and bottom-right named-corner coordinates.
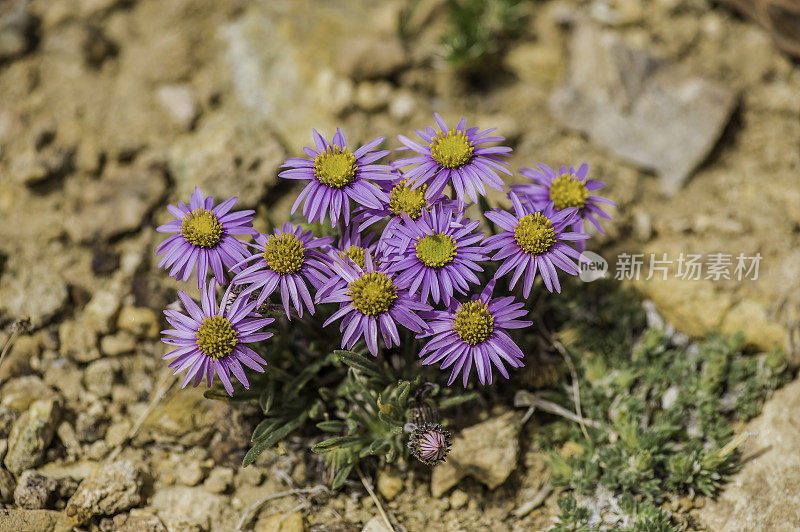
top-left (0, 0), bottom-right (798, 530)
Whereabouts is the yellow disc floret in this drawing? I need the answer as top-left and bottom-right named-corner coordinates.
top-left (340, 246), bottom-right (367, 269)
top-left (196, 316), bottom-right (238, 360)
top-left (453, 300), bottom-right (494, 346)
top-left (416, 233), bottom-right (457, 269)
top-left (389, 180), bottom-right (428, 219)
top-left (514, 213), bottom-right (556, 255)
top-left (549, 173), bottom-right (589, 211)
top-left (264, 233), bottom-right (305, 274)
top-left (314, 146), bottom-right (358, 188)
top-left (429, 130), bottom-right (473, 169)
top-left (348, 272), bottom-right (397, 316)
top-left (181, 208), bottom-right (223, 248)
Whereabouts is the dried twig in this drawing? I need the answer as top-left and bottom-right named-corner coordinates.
top-left (512, 482), bottom-right (553, 518)
top-left (356, 464), bottom-right (395, 532)
top-left (514, 391), bottom-right (603, 430)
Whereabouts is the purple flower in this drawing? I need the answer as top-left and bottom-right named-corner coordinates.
top-left (512, 162), bottom-right (615, 250)
top-left (316, 255), bottom-right (430, 356)
top-left (483, 195), bottom-right (589, 295)
top-left (417, 281), bottom-right (532, 386)
top-left (161, 280), bottom-right (273, 396)
top-left (156, 187), bottom-right (255, 288)
top-left (382, 205), bottom-right (488, 305)
top-left (279, 129), bottom-right (393, 227)
top-left (395, 113), bottom-right (512, 204)
top-left (332, 227), bottom-right (377, 270)
top-left (408, 423), bottom-right (453, 465)
top-left (231, 223), bottom-right (333, 319)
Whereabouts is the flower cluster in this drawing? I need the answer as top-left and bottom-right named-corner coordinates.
top-left (157, 114), bottom-right (614, 394)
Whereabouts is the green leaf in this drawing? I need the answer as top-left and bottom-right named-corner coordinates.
top-left (251, 418), bottom-right (280, 442)
top-left (243, 412), bottom-right (309, 467)
top-left (334, 350), bottom-right (389, 382)
top-left (439, 392), bottom-right (479, 409)
top-left (331, 463), bottom-right (354, 489)
top-left (311, 435), bottom-right (361, 453)
top-left (316, 420), bottom-right (347, 433)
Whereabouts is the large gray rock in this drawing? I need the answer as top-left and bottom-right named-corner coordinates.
top-left (697, 379), bottom-right (800, 530)
top-left (430, 410), bottom-right (522, 497)
top-left (551, 22), bottom-right (737, 194)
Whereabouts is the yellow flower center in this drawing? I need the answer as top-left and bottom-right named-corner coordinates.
top-left (429, 130), bottom-right (473, 169)
top-left (416, 233), bottom-right (457, 269)
top-left (550, 173), bottom-right (589, 211)
top-left (389, 180), bottom-right (428, 219)
top-left (264, 233), bottom-right (305, 274)
top-left (339, 246), bottom-right (366, 269)
top-left (514, 213), bottom-right (556, 255)
top-left (181, 209), bottom-right (223, 248)
top-left (348, 272), bottom-right (397, 316)
top-left (453, 300), bottom-right (494, 346)
top-left (196, 315), bottom-right (238, 360)
top-left (314, 146), bottom-right (357, 188)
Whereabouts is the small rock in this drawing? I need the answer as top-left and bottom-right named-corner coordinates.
top-left (0, 257), bottom-right (68, 327)
top-left (0, 406), bottom-right (18, 438)
top-left (0, 468), bottom-right (15, 503)
top-left (256, 512), bottom-right (306, 532)
top-left (138, 387), bottom-right (215, 446)
top-left (157, 84), bottom-right (199, 130)
top-left (550, 22), bottom-right (737, 194)
top-left (65, 460), bottom-right (144, 526)
top-left (0, 376), bottom-right (58, 413)
top-left (632, 209), bottom-right (653, 241)
top-left (117, 306), bottom-right (159, 339)
top-left (61, 165), bottom-right (167, 243)
top-left (42, 362), bottom-right (85, 402)
top-left (100, 331), bottom-right (137, 356)
top-left (58, 319), bottom-right (100, 363)
top-left (111, 510), bottom-right (167, 532)
top-left (151, 486), bottom-right (232, 531)
top-left (75, 402), bottom-right (108, 443)
top-left (336, 37), bottom-right (407, 81)
top-left (56, 422), bottom-right (81, 458)
top-left (388, 90), bottom-right (416, 121)
top-left (238, 465), bottom-right (263, 486)
top-left (376, 470), bottom-right (403, 501)
top-left (4, 399), bottom-right (60, 475)
top-left (83, 290), bottom-right (121, 334)
top-left (0, 334), bottom-right (38, 381)
top-left (178, 460), bottom-right (206, 487)
top-left (84, 359), bottom-right (118, 398)
top-left (355, 81), bottom-right (393, 112)
top-left (449, 489), bottom-right (469, 510)
top-left (360, 517), bottom-right (391, 532)
top-left (203, 467), bottom-right (233, 494)
top-left (91, 249), bottom-right (121, 276)
top-left (0, 509), bottom-right (73, 532)
top-left (104, 420), bottom-right (132, 448)
top-left (13, 470), bottom-right (76, 510)
top-left (430, 410), bottom-right (521, 497)
top-left (0, 1), bottom-right (37, 62)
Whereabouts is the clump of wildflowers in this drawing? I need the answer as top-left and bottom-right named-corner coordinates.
top-left (155, 114), bottom-right (613, 482)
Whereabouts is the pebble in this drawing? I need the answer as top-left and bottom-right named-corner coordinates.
top-left (0, 334), bottom-right (38, 381)
top-left (84, 359), bottom-right (118, 398)
top-left (178, 459), bottom-right (206, 487)
top-left (255, 512), bottom-right (306, 532)
top-left (431, 410), bottom-right (521, 497)
top-left (450, 489), bottom-right (469, 510)
top-left (13, 470), bottom-right (77, 510)
top-left (83, 289), bottom-right (121, 334)
top-left (203, 467), bottom-right (233, 494)
top-left (336, 37), bottom-right (407, 81)
top-left (0, 509), bottom-right (73, 532)
top-left (117, 306), bottom-right (160, 339)
top-left (100, 331), bottom-right (137, 356)
top-left (65, 460), bottom-right (144, 526)
top-left (0, 468), bottom-right (15, 503)
top-left (58, 319), bottom-right (101, 363)
top-left (3, 398), bottom-right (61, 475)
top-left (0, 376), bottom-right (58, 413)
top-left (376, 470), bottom-right (403, 501)
top-left (156, 84), bottom-right (199, 130)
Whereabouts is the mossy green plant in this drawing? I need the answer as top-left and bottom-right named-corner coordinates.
top-left (533, 281), bottom-right (791, 529)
